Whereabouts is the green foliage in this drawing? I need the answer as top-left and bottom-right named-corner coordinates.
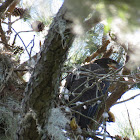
top-left (66, 37), bottom-right (87, 65)
top-left (135, 83), bottom-right (140, 89)
top-left (94, 0), bottom-right (140, 31)
top-left (104, 0), bottom-right (140, 9)
top-left (104, 17), bottom-right (112, 33)
top-left (66, 23), bottom-right (105, 67)
top-left (118, 123), bottom-right (132, 138)
top-left (115, 114), bottom-right (140, 140)
top-left (85, 24), bottom-right (104, 53)
top-left (137, 130), bottom-right (140, 139)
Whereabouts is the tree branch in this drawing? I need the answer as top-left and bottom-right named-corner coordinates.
top-left (0, 20), bottom-right (12, 51)
top-left (0, 0), bottom-right (15, 13)
top-left (95, 67), bottom-right (132, 125)
top-left (114, 93), bottom-right (140, 105)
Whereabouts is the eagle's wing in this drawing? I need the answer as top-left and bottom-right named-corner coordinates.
top-left (65, 63), bottom-right (110, 128)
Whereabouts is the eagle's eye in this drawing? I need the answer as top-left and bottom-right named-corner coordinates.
top-left (108, 59), bottom-right (112, 64)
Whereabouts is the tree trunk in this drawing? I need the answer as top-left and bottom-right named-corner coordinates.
top-left (16, 2), bottom-right (75, 140)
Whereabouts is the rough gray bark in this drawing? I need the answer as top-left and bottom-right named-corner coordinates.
top-left (16, 3), bottom-right (75, 140)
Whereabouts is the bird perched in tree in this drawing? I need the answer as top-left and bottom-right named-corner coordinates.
top-left (65, 58), bottom-right (119, 129)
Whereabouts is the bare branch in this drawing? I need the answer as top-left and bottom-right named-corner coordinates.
top-left (71, 95), bottom-right (104, 110)
top-left (0, 0), bottom-right (15, 13)
top-left (0, 20), bottom-right (12, 51)
top-left (96, 66), bottom-right (132, 124)
top-left (71, 109), bottom-right (99, 125)
top-left (84, 36), bottom-right (110, 62)
top-left (125, 104), bottom-right (135, 137)
top-left (114, 93), bottom-right (140, 105)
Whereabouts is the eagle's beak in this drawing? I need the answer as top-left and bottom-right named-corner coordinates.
top-left (107, 63), bottom-right (120, 70)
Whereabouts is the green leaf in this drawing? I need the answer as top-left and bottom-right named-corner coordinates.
top-left (104, 18), bottom-right (112, 33)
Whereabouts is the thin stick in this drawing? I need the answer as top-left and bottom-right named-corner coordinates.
top-left (11, 27), bottom-right (30, 57)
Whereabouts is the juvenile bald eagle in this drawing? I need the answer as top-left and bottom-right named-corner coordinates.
top-left (65, 58), bottom-right (119, 129)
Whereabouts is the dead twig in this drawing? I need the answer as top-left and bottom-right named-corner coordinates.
top-left (0, 20), bottom-right (12, 51)
top-left (124, 103), bottom-right (135, 138)
top-left (71, 95), bottom-right (104, 109)
top-left (71, 108), bottom-right (99, 126)
top-left (114, 93), bottom-right (140, 106)
top-left (84, 36), bottom-right (110, 63)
